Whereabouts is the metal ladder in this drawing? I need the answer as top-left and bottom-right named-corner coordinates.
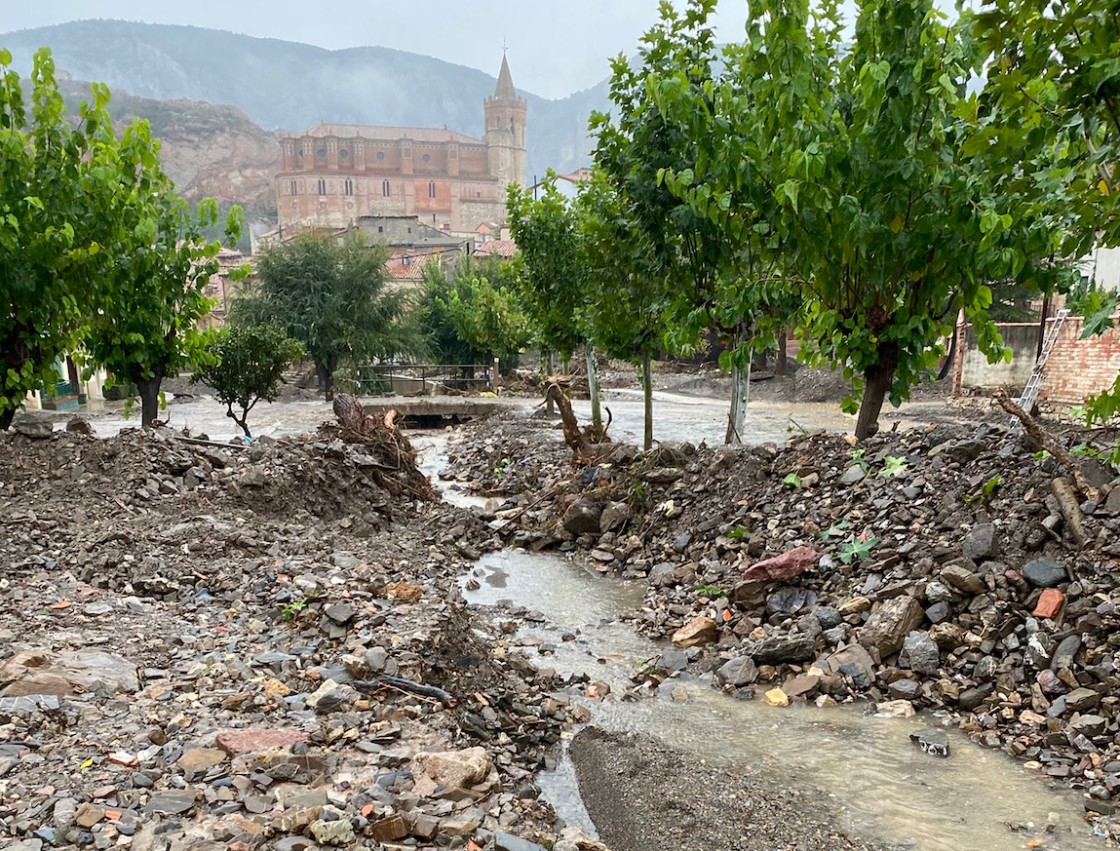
top-left (1010, 308), bottom-right (1070, 427)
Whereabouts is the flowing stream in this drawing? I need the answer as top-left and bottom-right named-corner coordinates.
top-left (413, 432), bottom-right (1107, 851)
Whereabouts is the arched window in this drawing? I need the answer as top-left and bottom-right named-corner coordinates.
top-left (428, 181), bottom-right (436, 199)
top-left (382, 180), bottom-right (391, 197)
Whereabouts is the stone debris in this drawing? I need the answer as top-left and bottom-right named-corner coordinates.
top-left (446, 412), bottom-right (1120, 819)
top-left (0, 425), bottom-right (584, 850)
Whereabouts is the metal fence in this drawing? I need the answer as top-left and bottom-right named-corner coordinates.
top-left (355, 363), bottom-right (493, 396)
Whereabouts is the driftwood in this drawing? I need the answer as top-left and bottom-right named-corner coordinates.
top-left (1051, 477), bottom-right (1089, 548)
top-left (994, 388), bottom-right (1100, 502)
top-left (352, 676), bottom-right (456, 707)
top-left (546, 383), bottom-right (591, 456)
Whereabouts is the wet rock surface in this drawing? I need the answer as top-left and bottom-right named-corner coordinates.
top-left (0, 424), bottom-right (578, 849)
top-left (446, 411), bottom-right (1120, 826)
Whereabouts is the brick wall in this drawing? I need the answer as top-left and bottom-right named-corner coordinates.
top-left (1043, 315), bottom-right (1120, 404)
top-left (955, 315), bottom-right (1120, 405)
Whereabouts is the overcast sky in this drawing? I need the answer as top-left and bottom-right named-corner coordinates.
top-left (0, 1), bottom-right (773, 99)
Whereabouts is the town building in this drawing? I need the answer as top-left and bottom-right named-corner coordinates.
top-left (275, 55), bottom-right (527, 235)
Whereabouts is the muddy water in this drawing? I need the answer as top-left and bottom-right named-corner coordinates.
top-left (461, 550), bottom-right (1105, 851)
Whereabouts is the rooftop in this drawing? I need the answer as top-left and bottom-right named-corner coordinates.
top-left (292, 122), bottom-right (481, 145)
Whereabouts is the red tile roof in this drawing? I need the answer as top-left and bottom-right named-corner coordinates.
top-left (473, 239), bottom-right (518, 258)
top-left (385, 253), bottom-right (438, 281)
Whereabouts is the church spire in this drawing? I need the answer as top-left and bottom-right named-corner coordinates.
top-left (494, 53), bottom-right (518, 100)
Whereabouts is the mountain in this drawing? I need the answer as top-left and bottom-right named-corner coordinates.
top-left (2, 20), bottom-right (610, 190)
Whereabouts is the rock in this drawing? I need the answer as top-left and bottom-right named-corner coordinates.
top-left (0, 649), bottom-right (139, 697)
top-left (959, 683), bottom-right (994, 710)
top-left (858, 596), bottom-right (925, 658)
top-left (640, 467), bottom-right (683, 484)
top-left (562, 499), bottom-right (602, 535)
top-left (817, 644), bottom-right (876, 688)
top-left (1066, 688), bottom-right (1101, 713)
top-left (742, 546), bottom-right (819, 584)
top-left (889, 678), bottom-right (920, 700)
top-left (177, 747), bottom-right (226, 773)
top-left (142, 790), bottom-right (198, 815)
top-left (495, 832), bottom-right (547, 851)
top-left (672, 616), bottom-right (719, 648)
top-left (764, 687), bottom-right (790, 707)
top-left (746, 634), bottom-right (817, 665)
top-left (384, 581), bottom-right (422, 603)
top-left (305, 679), bottom-right (346, 713)
top-left (783, 674), bottom-right (820, 697)
top-left (656, 649), bottom-right (689, 673)
top-left (910, 728), bottom-right (951, 757)
top-left (598, 501), bottom-right (631, 534)
top-left (877, 700), bottom-right (916, 718)
top-left (716, 656), bottom-right (758, 688)
top-left (1071, 715), bottom-right (1108, 737)
top-left (239, 468), bottom-right (268, 487)
top-left (555, 826), bottom-right (610, 851)
top-left (368, 815), bottom-right (408, 842)
top-left (216, 728), bottom-right (309, 756)
top-left (309, 819), bottom-right (355, 846)
top-left (324, 603), bottom-right (355, 624)
top-left (74, 802), bottom-right (104, 829)
top-left (1051, 634), bottom-right (1081, 671)
top-left (813, 606), bottom-right (843, 630)
top-left (440, 809), bottom-right (483, 836)
top-left (766, 586), bottom-right (817, 615)
top-left (416, 747), bottom-right (499, 800)
top-left (929, 622), bottom-right (964, 650)
top-left (1033, 589), bottom-right (1065, 619)
top-left (839, 465), bottom-right (866, 485)
top-left (962, 524), bottom-right (999, 561)
top-left (839, 596), bottom-right (872, 615)
top-left (940, 564), bottom-right (985, 596)
top-left (1022, 557), bottom-right (1068, 588)
top-left (14, 419), bottom-right (53, 439)
top-left (898, 631), bottom-right (940, 675)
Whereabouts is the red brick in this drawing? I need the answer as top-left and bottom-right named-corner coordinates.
top-left (1033, 588), bottom-right (1065, 620)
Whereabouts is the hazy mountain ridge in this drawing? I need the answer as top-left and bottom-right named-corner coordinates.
top-left (3, 19), bottom-right (609, 191)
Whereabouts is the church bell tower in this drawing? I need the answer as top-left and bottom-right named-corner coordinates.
top-left (484, 53), bottom-right (528, 191)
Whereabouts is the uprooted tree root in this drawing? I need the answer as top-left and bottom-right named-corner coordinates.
top-left (319, 394), bottom-right (436, 501)
top-left (543, 382), bottom-right (612, 464)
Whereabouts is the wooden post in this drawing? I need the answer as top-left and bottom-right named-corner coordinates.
top-left (491, 357), bottom-right (500, 391)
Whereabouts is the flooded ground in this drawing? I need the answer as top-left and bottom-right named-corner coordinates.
top-left (459, 550), bottom-right (1105, 851)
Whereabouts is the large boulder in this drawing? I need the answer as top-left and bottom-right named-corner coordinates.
top-left (858, 596), bottom-right (925, 659)
top-left (415, 747), bottom-right (500, 801)
top-left (672, 617), bottom-right (719, 648)
top-left (745, 633), bottom-right (817, 665)
top-left (898, 631), bottom-right (940, 675)
top-left (562, 500), bottom-right (602, 536)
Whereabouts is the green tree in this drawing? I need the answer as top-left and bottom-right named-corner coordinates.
top-left (578, 172), bottom-right (667, 449)
top-left (507, 176), bottom-right (606, 432)
top-left (439, 258), bottom-right (530, 366)
top-left (417, 263), bottom-right (489, 365)
top-left (232, 230), bottom-right (425, 396)
top-left (82, 192), bottom-right (244, 428)
top-left (772, 0), bottom-right (1061, 439)
top-left (0, 49), bottom-right (140, 429)
top-left (192, 324), bottom-right (304, 438)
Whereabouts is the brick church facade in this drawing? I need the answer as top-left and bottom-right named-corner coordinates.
top-left (275, 55), bottom-right (527, 234)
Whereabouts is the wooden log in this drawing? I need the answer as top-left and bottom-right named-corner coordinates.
top-left (1051, 477), bottom-right (1088, 548)
top-left (352, 676), bottom-right (456, 707)
top-left (546, 382), bottom-right (591, 456)
top-left (994, 388), bottom-right (1100, 502)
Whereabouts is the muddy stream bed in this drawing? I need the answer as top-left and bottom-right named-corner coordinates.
top-left (413, 432), bottom-right (1108, 851)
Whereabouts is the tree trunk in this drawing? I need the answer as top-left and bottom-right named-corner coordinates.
top-left (586, 346), bottom-right (602, 437)
top-left (316, 361), bottom-right (333, 399)
top-left (544, 350), bottom-right (555, 415)
top-left (775, 330), bottom-right (788, 376)
top-left (937, 324), bottom-right (958, 381)
top-left (0, 406), bottom-right (14, 431)
top-left (725, 358), bottom-right (751, 444)
top-left (136, 374), bottom-right (163, 429)
top-left (641, 352), bottom-right (653, 451)
top-left (227, 405), bottom-right (252, 439)
top-left (854, 344), bottom-right (898, 441)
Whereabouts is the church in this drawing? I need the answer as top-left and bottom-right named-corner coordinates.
top-left (275, 55), bottom-right (527, 235)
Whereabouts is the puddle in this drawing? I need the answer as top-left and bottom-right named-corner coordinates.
top-left (461, 550), bottom-right (1105, 851)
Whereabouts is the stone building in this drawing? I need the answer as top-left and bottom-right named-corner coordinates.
top-left (275, 55), bottom-right (527, 235)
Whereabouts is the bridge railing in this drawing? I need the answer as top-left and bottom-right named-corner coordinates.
top-left (355, 363), bottom-right (493, 397)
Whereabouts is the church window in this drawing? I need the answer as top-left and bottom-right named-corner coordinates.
top-left (376, 151), bottom-right (386, 161)
top-left (382, 180), bottom-right (391, 197)
top-left (317, 179), bottom-right (326, 195)
top-left (289, 180), bottom-right (298, 195)
top-left (316, 148), bottom-right (327, 159)
top-left (428, 181), bottom-right (436, 199)
top-left (344, 179), bottom-right (354, 196)
top-left (339, 149), bottom-right (349, 159)
top-left (422, 153), bottom-right (431, 163)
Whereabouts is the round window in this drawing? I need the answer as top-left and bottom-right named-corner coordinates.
top-left (339, 149), bottom-right (349, 159)
top-left (422, 153), bottom-right (431, 163)
top-left (316, 148), bottom-right (327, 159)
top-left (376, 151), bottom-right (386, 161)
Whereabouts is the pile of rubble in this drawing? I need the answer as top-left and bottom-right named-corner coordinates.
top-left (447, 413), bottom-right (1120, 814)
top-left (0, 422), bottom-right (596, 851)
